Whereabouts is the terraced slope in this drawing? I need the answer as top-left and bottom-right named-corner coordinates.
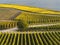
top-left (0, 4), bottom-right (60, 30)
top-left (16, 12), bottom-right (60, 25)
top-left (0, 31), bottom-right (60, 45)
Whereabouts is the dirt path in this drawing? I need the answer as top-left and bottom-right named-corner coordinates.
top-left (0, 27), bottom-right (18, 32)
top-left (28, 23), bottom-right (60, 28)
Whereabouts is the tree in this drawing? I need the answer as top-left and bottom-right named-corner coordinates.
top-left (17, 19), bottom-right (28, 31)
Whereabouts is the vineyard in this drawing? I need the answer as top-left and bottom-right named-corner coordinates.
top-left (0, 4), bottom-right (60, 45)
top-left (16, 12), bottom-right (60, 25)
top-left (0, 31), bottom-right (60, 45)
